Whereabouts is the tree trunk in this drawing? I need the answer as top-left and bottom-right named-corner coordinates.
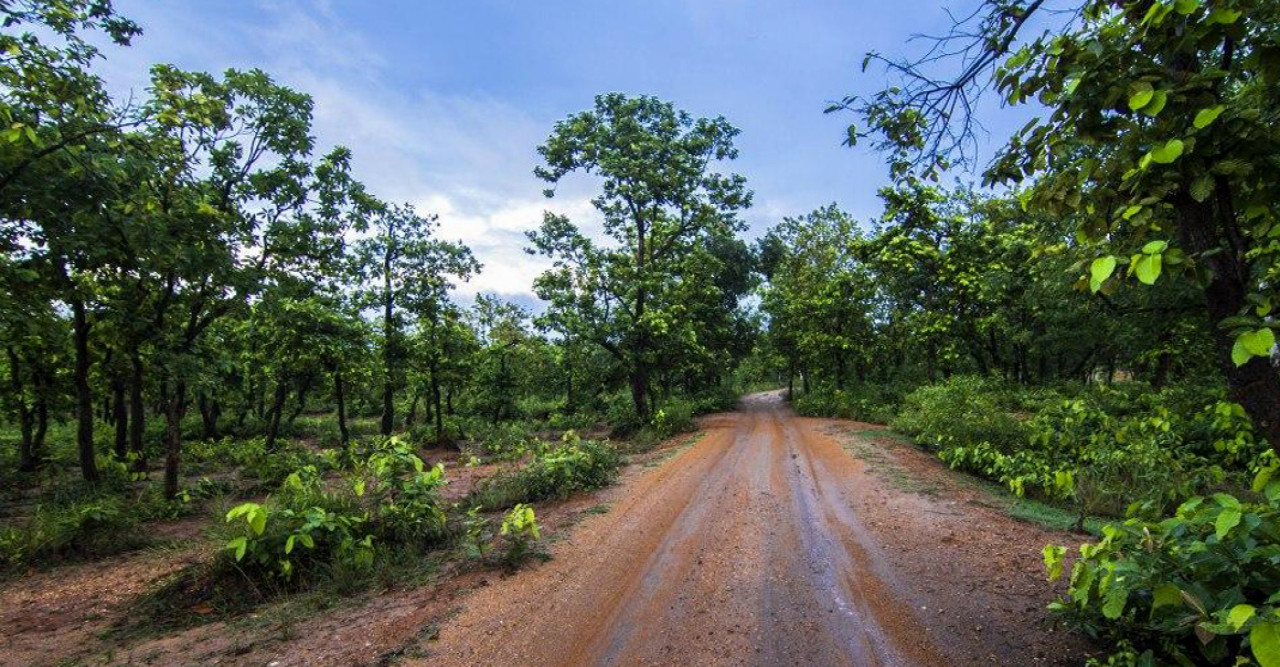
top-left (1175, 190), bottom-right (1280, 456)
top-left (129, 352), bottom-right (146, 471)
top-left (33, 394), bottom-right (48, 462)
top-left (198, 392), bottom-right (220, 440)
top-left (380, 242), bottom-right (395, 436)
top-left (287, 381), bottom-right (308, 426)
top-left (7, 347), bottom-right (36, 472)
top-left (71, 298), bottom-right (98, 482)
top-left (629, 366), bottom-right (650, 423)
top-left (112, 376), bottom-right (128, 459)
top-left (334, 370), bottom-right (350, 446)
top-left (163, 379), bottom-right (185, 500)
top-left (431, 365), bottom-right (444, 443)
top-left (264, 380), bottom-right (289, 451)
top-left (405, 389), bottom-right (419, 427)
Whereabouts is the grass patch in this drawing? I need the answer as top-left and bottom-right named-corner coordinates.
top-left (838, 426), bottom-right (1106, 533)
top-left (641, 431), bottom-right (704, 467)
top-left (838, 430), bottom-right (940, 497)
top-left (960, 477), bottom-right (1107, 535)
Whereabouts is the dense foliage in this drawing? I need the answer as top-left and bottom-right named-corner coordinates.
top-left (773, 0), bottom-right (1280, 663)
top-left (0, 2), bottom-right (749, 503)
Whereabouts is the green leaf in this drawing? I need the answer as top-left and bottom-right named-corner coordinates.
top-left (1234, 339), bottom-right (1253, 366)
top-left (1229, 604), bottom-right (1256, 631)
top-left (228, 536), bottom-right (248, 561)
top-left (1043, 544), bottom-right (1067, 580)
top-left (1206, 8), bottom-right (1242, 24)
top-left (1253, 622), bottom-right (1280, 667)
top-left (1190, 174), bottom-right (1214, 202)
top-left (1216, 507), bottom-right (1242, 540)
top-left (1173, 0), bottom-right (1199, 14)
top-left (1142, 240), bottom-right (1167, 255)
top-left (1194, 105), bottom-right (1225, 129)
top-left (249, 507), bottom-right (267, 536)
top-left (1151, 139), bottom-right (1185, 164)
top-left (1134, 254), bottom-right (1162, 285)
top-left (1128, 83), bottom-right (1154, 111)
top-left (1142, 90), bottom-right (1167, 116)
top-left (1240, 328), bottom-right (1276, 356)
top-left (1090, 256), bottom-right (1117, 293)
top-left (1103, 579), bottom-right (1130, 619)
top-left (285, 535), bottom-right (295, 554)
top-left (1152, 584), bottom-right (1182, 611)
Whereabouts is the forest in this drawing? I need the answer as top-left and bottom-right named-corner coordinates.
top-left (2, 1), bottom-right (1280, 666)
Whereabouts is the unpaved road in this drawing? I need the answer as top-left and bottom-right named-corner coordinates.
top-left (415, 392), bottom-right (1091, 666)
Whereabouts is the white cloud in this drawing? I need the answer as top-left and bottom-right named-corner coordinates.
top-left (101, 0), bottom-right (601, 306)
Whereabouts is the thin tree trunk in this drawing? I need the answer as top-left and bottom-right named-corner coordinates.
top-left (8, 347), bottom-right (37, 472)
top-left (72, 297), bottom-right (98, 482)
top-left (129, 352), bottom-right (146, 470)
top-left (381, 242), bottom-right (395, 436)
top-left (112, 376), bottom-right (128, 459)
top-left (287, 381), bottom-right (308, 426)
top-left (264, 380), bottom-right (289, 451)
top-left (405, 389), bottom-right (419, 427)
top-left (431, 366), bottom-right (444, 443)
top-left (163, 378), bottom-right (185, 500)
top-left (334, 370), bottom-right (350, 446)
top-left (198, 391), bottom-right (220, 440)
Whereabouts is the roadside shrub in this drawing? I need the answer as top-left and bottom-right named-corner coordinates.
top-left (604, 391), bottom-right (644, 434)
top-left (940, 391), bottom-right (1263, 516)
top-left (470, 432), bottom-right (621, 509)
top-left (0, 494), bottom-right (142, 571)
top-left (497, 503), bottom-right (542, 569)
top-left (649, 400), bottom-right (694, 440)
top-left (221, 436), bottom-right (448, 584)
top-left (470, 421), bottom-right (539, 461)
top-left (546, 410), bottom-right (597, 433)
top-left (1044, 460), bottom-right (1280, 666)
top-left (892, 376), bottom-right (1030, 451)
top-left (794, 382), bottom-right (908, 423)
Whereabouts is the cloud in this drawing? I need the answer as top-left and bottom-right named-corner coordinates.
top-left (102, 0), bottom-right (596, 306)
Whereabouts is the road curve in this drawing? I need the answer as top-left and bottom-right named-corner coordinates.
top-left (415, 391), bottom-right (1079, 666)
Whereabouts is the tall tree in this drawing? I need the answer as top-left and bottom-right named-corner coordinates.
top-left (837, 0), bottom-right (1280, 453)
top-left (354, 203), bottom-right (478, 436)
top-left (529, 93), bottom-right (752, 420)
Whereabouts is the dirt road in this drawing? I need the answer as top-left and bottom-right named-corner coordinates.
top-left (416, 392), bottom-right (1091, 666)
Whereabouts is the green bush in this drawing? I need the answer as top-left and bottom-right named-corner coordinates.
top-left (497, 503), bottom-right (542, 570)
top-left (221, 436), bottom-right (448, 584)
top-left (649, 400), bottom-right (694, 440)
top-left (470, 421), bottom-right (539, 461)
top-left (470, 432), bottom-right (621, 509)
top-left (892, 376), bottom-right (1031, 450)
top-left (939, 389), bottom-right (1263, 515)
top-left (1044, 459), bottom-right (1280, 666)
top-left (793, 382), bottom-right (908, 423)
top-left (0, 494), bottom-right (142, 571)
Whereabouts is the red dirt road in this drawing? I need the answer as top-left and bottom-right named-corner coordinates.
top-left (415, 392), bottom-right (1091, 666)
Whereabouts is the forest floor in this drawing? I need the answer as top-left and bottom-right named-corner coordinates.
top-left (0, 391), bottom-right (1097, 666)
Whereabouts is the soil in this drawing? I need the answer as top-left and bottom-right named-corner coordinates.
top-left (409, 391), bottom-right (1094, 666)
top-left (0, 392), bottom-right (1096, 666)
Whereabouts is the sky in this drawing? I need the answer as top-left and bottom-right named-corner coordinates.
top-left (95, 0), bottom-right (1027, 308)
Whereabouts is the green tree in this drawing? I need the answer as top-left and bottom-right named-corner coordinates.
top-left (354, 203), bottom-right (478, 436)
top-left (529, 93), bottom-right (752, 420)
top-left (838, 0), bottom-right (1280, 454)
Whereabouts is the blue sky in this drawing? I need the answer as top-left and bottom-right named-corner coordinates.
top-left (98, 1), bottom-right (1025, 306)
